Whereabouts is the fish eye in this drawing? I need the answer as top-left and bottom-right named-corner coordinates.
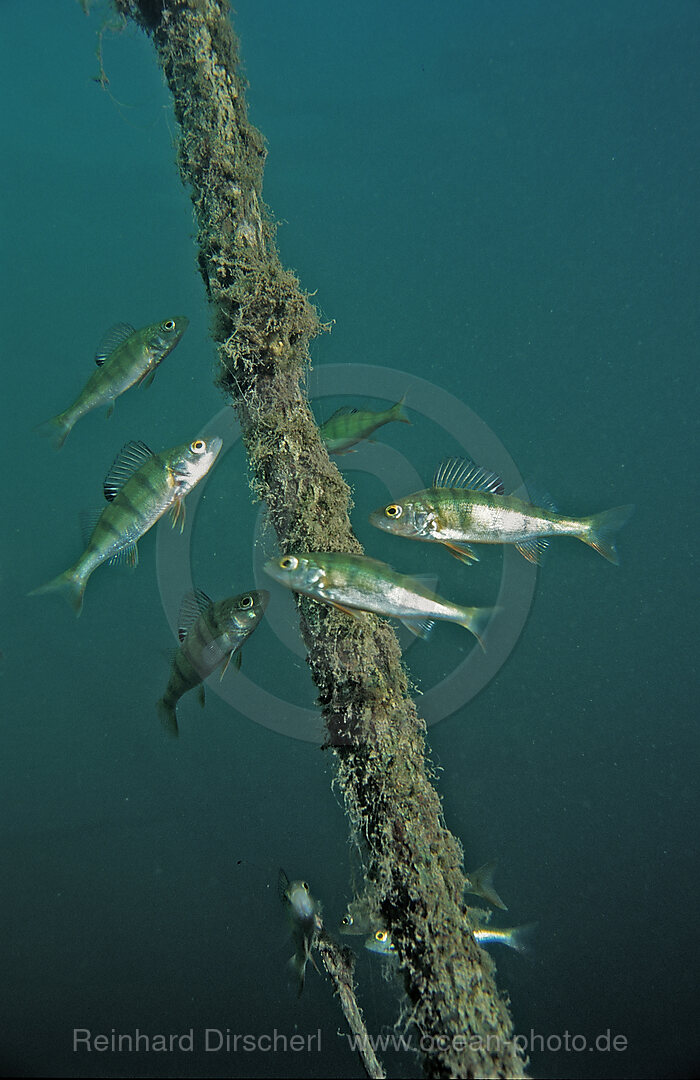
top-left (341, 915), bottom-right (353, 927)
top-left (280, 556), bottom-right (299, 571)
top-left (375, 930), bottom-right (388, 943)
top-left (385, 504), bottom-right (402, 519)
top-left (190, 440), bottom-right (206, 454)
top-left (240, 595), bottom-right (254, 609)
top-left (163, 319), bottom-right (176, 331)
top-left (302, 881), bottom-right (309, 890)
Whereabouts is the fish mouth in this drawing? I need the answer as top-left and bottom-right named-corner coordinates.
top-left (207, 436), bottom-right (224, 458)
top-left (255, 589), bottom-right (271, 611)
top-left (368, 508), bottom-right (392, 531)
top-left (263, 559), bottom-right (285, 584)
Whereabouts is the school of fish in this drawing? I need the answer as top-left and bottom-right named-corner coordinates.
top-left (31, 305), bottom-right (632, 991)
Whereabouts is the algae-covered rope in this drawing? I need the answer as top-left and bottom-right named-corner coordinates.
top-left (111, 2), bottom-right (528, 1076)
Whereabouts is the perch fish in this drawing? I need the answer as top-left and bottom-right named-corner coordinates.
top-left (320, 395), bottom-right (410, 454)
top-left (30, 436), bottom-right (222, 615)
top-left (157, 588), bottom-right (268, 736)
top-left (278, 869), bottom-right (322, 996)
top-left (264, 550), bottom-right (497, 647)
top-left (370, 457), bottom-right (633, 565)
top-left (366, 922), bottom-right (535, 956)
top-left (37, 316), bottom-right (189, 449)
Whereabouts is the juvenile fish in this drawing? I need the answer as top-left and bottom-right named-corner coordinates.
top-left (264, 551), bottom-right (496, 646)
top-left (30, 436), bottom-right (221, 615)
top-left (37, 316), bottom-right (189, 449)
top-left (342, 860), bottom-right (505, 937)
top-left (339, 896), bottom-right (377, 936)
top-left (278, 869), bottom-right (323, 996)
top-left (157, 588), bottom-right (269, 736)
top-left (320, 395), bottom-right (410, 454)
top-left (366, 922), bottom-right (535, 956)
top-left (370, 457), bottom-right (634, 565)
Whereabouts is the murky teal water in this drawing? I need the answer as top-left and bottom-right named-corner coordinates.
top-left (2, 2), bottom-right (697, 1077)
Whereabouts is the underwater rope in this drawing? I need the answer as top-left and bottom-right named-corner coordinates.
top-left (112, 2), bottom-right (527, 1075)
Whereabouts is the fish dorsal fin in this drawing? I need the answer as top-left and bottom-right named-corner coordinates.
top-left (278, 868), bottom-right (291, 903)
top-left (78, 508), bottom-right (103, 545)
top-left (433, 457), bottom-right (505, 495)
top-left (177, 588), bottom-right (212, 642)
top-left (325, 406), bottom-right (358, 421)
top-left (519, 481), bottom-right (558, 513)
top-left (95, 322), bottom-right (136, 365)
top-left (103, 440), bottom-right (154, 501)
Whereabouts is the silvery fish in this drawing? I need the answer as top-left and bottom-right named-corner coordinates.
top-left (157, 588), bottom-right (269, 737)
top-left (366, 921), bottom-right (535, 956)
top-left (264, 551), bottom-right (496, 646)
top-left (278, 869), bottom-right (323, 996)
top-left (339, 896), bottom-right (377, 936)
top-left (370, 457), bottom-right (634, 565)
top-left (30, 436), bottom-right (222, 615)
top-left (320, 395), bottom-right (410, 454)
top-left (341, 860), bottom-right (505, 936)
top-left (37, 316), bottom-right (189, 449)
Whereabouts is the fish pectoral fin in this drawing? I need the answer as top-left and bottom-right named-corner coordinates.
top-left (219, 649), bottom-right (242, 681)
top-left (137, 367), bottom-right (157, 390)
top-left (108, 541), bottom-right (139, 568)
top-left (443, 541), bottom-right (480, 564)
top-left (78, 509), bottom-right (103, 545)
top-left (399, 616), bottom-right (435, 639)
top-left (515, 537), bottom-right (549, 564)
top-left (103, 440), bottom-right (154, 501)
top-left (94, 322), bottom-right (136, 365)
top-left (105, 401), bottom-right (115, 419)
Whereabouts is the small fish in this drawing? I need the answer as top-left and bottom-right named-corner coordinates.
top-left (320, 395), bottom-right (410, 454)
top-left (37, 316), bottom-right (189, 449)
top-left (366, 922), bottom-right (535, 956)
top-left (339, 896), bottom-right (377, 936)
top-left (278, 869), bottom-right (323, 996)
top-left (370, 457), bottom-right (634, 565)
top-left (264, 551), bottom-right (496, 647)
top-left (342, 863), bottom-right (505, 938)
top-left (465, 860), bottom-right (507, 911)
top-left (157, 588), bottom-right (269, 736)
top-left (30, 436), bottom-right (222, 615)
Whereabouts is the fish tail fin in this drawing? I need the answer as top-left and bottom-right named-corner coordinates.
top-left (457, 605), bottom-right (501, 651)
top-left (29, 567), bottom-right (86, 616)
top-left (35, 412), bottom-right (73, 451)
top-left (579, 504), bottom-right (634, 564)
top-left (156, 698), bottom-right (179, 737)
top-left (467, 860), bottom-right (508, 911)
top-left (391, 393), bottom-right (411, 425)
top-left (506, 922), bottom-right (538, 955)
